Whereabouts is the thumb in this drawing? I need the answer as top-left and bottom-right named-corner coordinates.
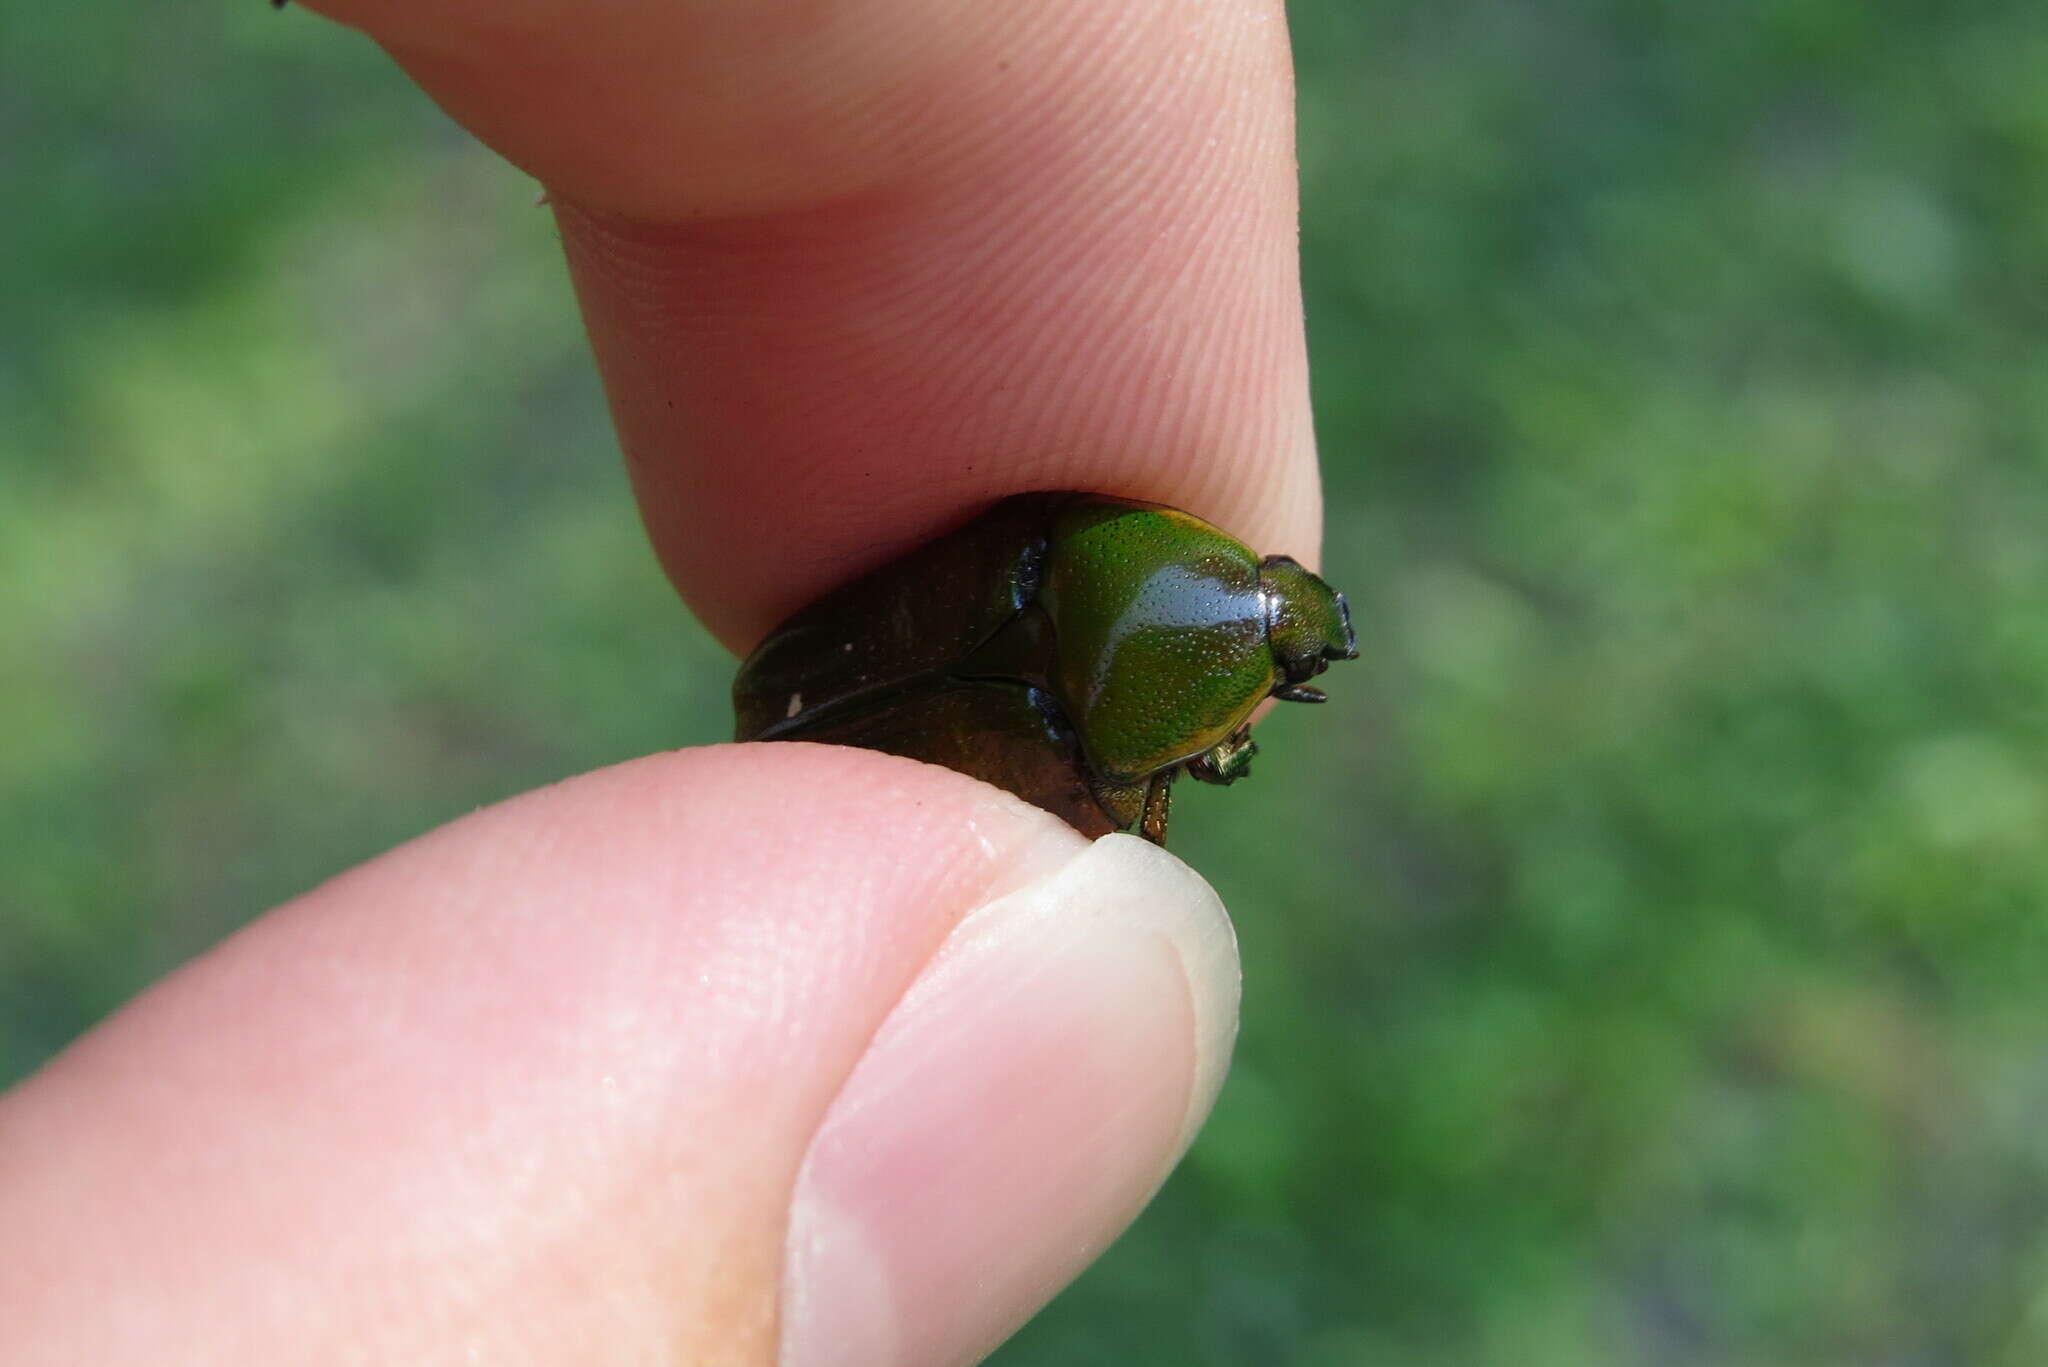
top-left (0, 744), bottom-right (1238, 1366)
top-left (780, 794), bottom-right (1239, 1366)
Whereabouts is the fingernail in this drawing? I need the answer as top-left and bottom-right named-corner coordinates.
top-left (778, 834), bottom-right (1239, 1367)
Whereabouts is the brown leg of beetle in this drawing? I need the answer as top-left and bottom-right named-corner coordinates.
top-left (1087, 776), bottom-right (1148, 835)
top-left (1137, 771), bottom-right (1175, 846)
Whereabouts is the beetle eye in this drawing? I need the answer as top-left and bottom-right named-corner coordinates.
top-left (1285, 654), bottom-right (1328, 684)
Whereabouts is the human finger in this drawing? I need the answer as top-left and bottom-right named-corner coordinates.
top-left (297, 0), bottom-right (1322, 651)
top-left (0, 745), bottom-right (1238, 1365)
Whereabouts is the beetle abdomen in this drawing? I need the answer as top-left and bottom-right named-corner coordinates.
top-left (743, 674), bottom-right (1118, 837)
top-left (733, 495), bottom-right (1058, 742)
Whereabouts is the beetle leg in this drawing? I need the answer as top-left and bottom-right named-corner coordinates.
top-left (1187, 724), bottom-right (1257, 786)
top-left (1086, 771), bottom-right (1174, 844)
top-left (1086, 775), bottom-right (1149, 832)
top-left (1137, 771), bottom-right (1175, 845)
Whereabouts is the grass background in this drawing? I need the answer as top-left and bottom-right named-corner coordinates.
top-left (7, 2), bottom-right (2048, 1362)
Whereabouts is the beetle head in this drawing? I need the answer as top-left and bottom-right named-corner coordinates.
top-left (1258, 556), bottom-right (1358, 704)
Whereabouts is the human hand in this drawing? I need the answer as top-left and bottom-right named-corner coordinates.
top-left (0, 1), bottom-right (1320, 1362)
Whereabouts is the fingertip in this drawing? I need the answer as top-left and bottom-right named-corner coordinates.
top-left (779, 834), bottom-right (1240, 1367)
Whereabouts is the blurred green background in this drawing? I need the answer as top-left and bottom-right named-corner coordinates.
top-left (7, 1), bottom-right (2047, 1362)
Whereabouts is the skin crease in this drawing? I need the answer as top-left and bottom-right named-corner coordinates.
top-left (1, 0), bottom-right (1321, 1362)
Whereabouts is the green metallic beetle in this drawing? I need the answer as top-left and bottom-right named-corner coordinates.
top-left (733, 492), bottom-right (1356, 845)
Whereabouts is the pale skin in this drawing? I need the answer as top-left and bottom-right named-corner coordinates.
top-left (0, 1), bottom-right (1323, 1362)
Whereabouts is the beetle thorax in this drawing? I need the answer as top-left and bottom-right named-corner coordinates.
top-left (1040, 505), bottom-right (1277, 783)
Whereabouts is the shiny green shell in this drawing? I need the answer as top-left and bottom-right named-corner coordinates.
top-left (732, 492), bottom-right (1356, 844)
